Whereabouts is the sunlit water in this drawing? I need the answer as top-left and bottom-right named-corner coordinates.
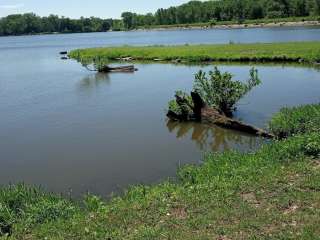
top-left (0, 27), bottom-right (320, 197)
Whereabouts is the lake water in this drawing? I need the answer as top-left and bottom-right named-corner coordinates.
top-left (1, 27), bottom-right (320, 197)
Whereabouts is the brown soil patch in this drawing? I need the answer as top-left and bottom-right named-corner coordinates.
top-left (241, 192), bottom-right (261, 208)
top-left (170, 207), bottom-right (188, 220)
top-left (283, 204), bottom-right (299, 215)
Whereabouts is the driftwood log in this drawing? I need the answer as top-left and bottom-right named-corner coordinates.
top-left (84, 64), bottom-right (138, 73)
top-left (167, 92), bottom-right (274, 138)
top-left (98, 65), bottom-right (138, 73)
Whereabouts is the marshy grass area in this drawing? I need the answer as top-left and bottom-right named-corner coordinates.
top-left (69, 41), bottom-right (320, 65)
top-left (1, 104), bottom-right (320, 239)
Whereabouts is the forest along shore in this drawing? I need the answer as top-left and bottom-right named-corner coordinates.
top-left (136, 20), bottom-right (320, 31)
top-left (0, 19), bottom-right (319, 37)
top-left (69, 41), bottom-right (320, 65)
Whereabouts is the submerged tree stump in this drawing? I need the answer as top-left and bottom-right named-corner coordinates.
top-left (167, 92), bottom-right (274, 138)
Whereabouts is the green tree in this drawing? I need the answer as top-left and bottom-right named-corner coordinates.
top-left (293, 0), bottom-right (308, 16)
top-left (24, 13), bottom-right (42, 33)
top-left (121, 12), bottom-right (135, 29)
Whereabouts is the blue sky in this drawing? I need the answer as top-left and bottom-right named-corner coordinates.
top-left (0, 0), bottom-right (190, 18)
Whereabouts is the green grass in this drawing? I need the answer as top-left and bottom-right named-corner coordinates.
top-left (1, 104), bottom-right (320, 239)
top-left (270, 104), bottom-right (320, 138)
top-left (0, 185), bottom-right (77, 237)
top-left (69, 41), bottom-right (320, 65)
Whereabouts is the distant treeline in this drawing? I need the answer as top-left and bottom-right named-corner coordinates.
top-left (1, 0), bottom-right (320, 36)
top-left (0, 13), bottom-right (124, 36)
top-left (121, 0), bottom-right (320, 29)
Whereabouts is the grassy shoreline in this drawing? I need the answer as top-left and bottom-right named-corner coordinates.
top-left (1, 104), bottom-right (320, 239)
top-left (69, 41), bottom-right (320, 65)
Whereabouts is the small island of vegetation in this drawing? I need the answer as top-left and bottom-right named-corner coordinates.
top-left (166, 67), bottom-right (275, 138)
top-left (69, 41), bottom-right (320, 65)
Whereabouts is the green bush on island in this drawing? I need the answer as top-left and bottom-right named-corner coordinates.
top-left (194, 67), bottom-right (260, 116)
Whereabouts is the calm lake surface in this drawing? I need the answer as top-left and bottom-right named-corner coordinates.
top-left (1, 27), bottom-right (320, 197)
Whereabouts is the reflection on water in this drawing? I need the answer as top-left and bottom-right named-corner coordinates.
top-left (79, 72), bottom-right (111, 90)
top-left (78, 71), bottom-right (139, 91)
top-left (167, 120), bottom-right (265, 152)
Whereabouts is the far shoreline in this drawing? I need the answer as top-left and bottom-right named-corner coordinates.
top-left (0, 20), bottom-right (319, 38)
top-left (134, 20), bottom-right (320, 32)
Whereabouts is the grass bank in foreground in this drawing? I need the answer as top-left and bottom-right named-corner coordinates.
top-left (69, 42), bottom-right (320, 65)
top-left (1, 103), bottom-right (320, 239)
